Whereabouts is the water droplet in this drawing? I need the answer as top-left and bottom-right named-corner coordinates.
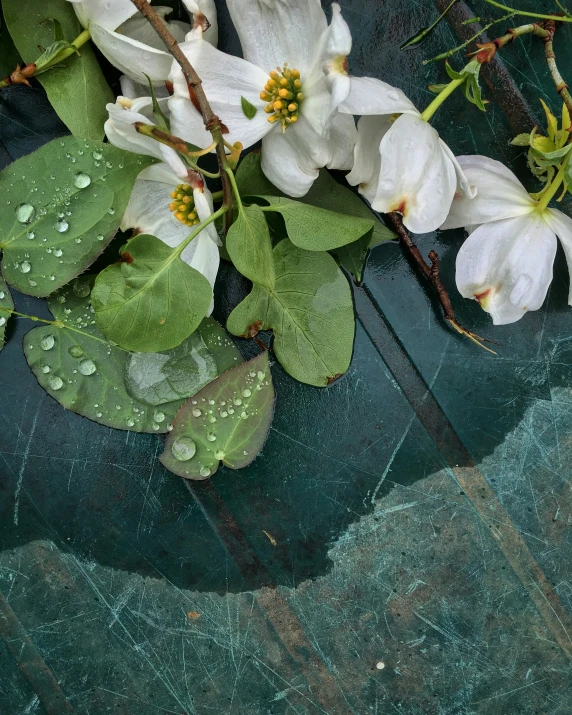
top-left (26, 231), bottom-right (35, 240)
top-left (53, 248), bottom-right (63, 257)
top-left (214, 449), bottom-right (225, 460)
top-left (48, 376), bottom-right (63, 391)
top-left (40, 334), bottom-right (55, 351)
top-left (172, 436), bottom-right (196, 461)
top-left (96, 412), bottom-right (103, 418)
top-left (105, 161), bottom-right (113, 169)
top-left (92, 150), bottom-right (103, 160)
top-left (220, 410), bottom-right (228, 418)
top-left (78, 359), bottom-right (96, 375)
top-left (18, 261), bottom-right (31, 273)
top-left (241, 411), bottom-right (248, 419)
top-left (0, 317), bottom-right (6, 327)
top-left (68, 345), bottom-right (83, 358)
top-left (107, 208), bottom-right (115, 215)
top-left (192, 408), bottom-right (202, 417)
top-left (199, 466), bottom-right (211, 478)
top-left (75, 238), bottom-right (82, 244)
top-left (0, 292), bottom-right (4, 299)
top-left (41, 365), bottom-right (50, 374)
top-left (73, 172), bottom-right (91, 189)
top-left (388, 90), bottom-right (401, 101)
top-left (257, 371), bottom-right (265, 381)
top-left (126, 417), bottom-right (135, 427)
top-left (96, 234), bottom-right (104, 241)
top-left (54, 218), bottom-right (69, 232)
top-left (207, 433), bottom-right (216, 442)
top-left (242, 388), bottom-right (252, 398)
top-left (234, 397), bottom-right (242, 406)
top-left (28, 279), bottom-right (37, 287)
top-left (153, 411), bottom-right (165, 423)
top-left (73, 279), bottom-right (91, 298)
top-left (15, 203), bottom-right (35, 224)
top-left (208, 415), bottom-right (216, 423)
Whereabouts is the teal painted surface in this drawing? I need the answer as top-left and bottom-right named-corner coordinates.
top-left (1, 1), bottom-right (572, 713)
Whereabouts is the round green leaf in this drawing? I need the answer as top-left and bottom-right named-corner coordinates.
top-left (0, 136), bottom-right (155, 297)
top-left (226, 204), bottom-right (275, 289)
top-left (0, 276), bottom-right (14, 352)
top-left (227, 239), bottom-right (355, 387)
top-left (91, 234), bottom-right (212, 353)
top-left (160, 351), bottom-right (274, 480)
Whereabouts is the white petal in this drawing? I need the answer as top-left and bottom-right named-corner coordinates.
top-left (327, 113), bottom-right (357, 171)
top-left (456, 214), bottom-right (557, 325)
top-left (309, 4), bottom-right (351, 110)
top-left (225, 0), bottom-right (326, 74)
top-left (171, 38), bottom-right (270, 147)
top-left (120, 75), bottom-right (169, 99)
top-left (370, 114), bottom-right (456, 234)
top-left (136, 163), bottom-right (180, 184)
top-left (116, 8), bottom-right (187, 51)
top-left (346, 115), bottom-right (390, 204)
top-left (104, 102), bottom-right (188, 180)
top-left (185, 233), bottom-right (219, 315)
top-left (438, 140), bottom-right (476, 199)
top-left (67, 0), bottom-right (138, 31)
top-left (339, 76), bottom-right (419, 117)
top-left (193, 185), bottom-right (221, 246)
top-left (121, 179), bottom-right (190, 247)
top-left (89, 24), bottom-right (172, 83)
top-left (299, 77), bottom-right (333, 137)
top-left (261, 129), bottom-right (318, 198)
top-left (441, 154), bottom-right (535, 230)
top-left (544, 208), bottom-right (572, 305)
top-left (168, 96), bottom-right (213, 149)
top-left (182, 0), bottom-right (218, 45)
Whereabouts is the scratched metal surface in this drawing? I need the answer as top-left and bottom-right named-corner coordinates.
top-left (1, 0), bottom-right (572, 713)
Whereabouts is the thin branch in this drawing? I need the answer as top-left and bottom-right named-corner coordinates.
top-left (540, 18), bottom-right (572, 117)
top-left (386, 212), bottom-right (498, 353)
top-left (129, 0), bottom-right (233, 230)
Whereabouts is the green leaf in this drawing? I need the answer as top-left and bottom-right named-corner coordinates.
top-left (35, 40), bottom-right (75, 72)
top-left (0, 136), bottom-right (154, 297)
top-left (0, 276), bottom-right (13, 351)
top-left (3, 0), bottom-right (114, 139)
top-left (240, 96), bottom-right (258, 120)
top-left (160, 351), bottom-right (274, 480)
top-left (227, 240), bottom-right (355, 387)
top-left (92, 233), bottom-right (212, 353)
top-left (125, 317), bottom-right (243, 407)
top-left (235, 152), bottom-right (282, 197)
top-left (226, 204), bottom-right (275, 290)
top-left (0, 10), bottom-right (21, 78)
top-left (330, 229), bottom-right (373, 284)
top-left (511, 133), bottom-right (531, 147)
top-left (23, 278), bottom-right (182, 433)
top-left (529, 140), bottom-right (572, 163)
top-left (256, 196), bottom-right (374, 251)
top-left (562, 150), bottom-right (572, 193)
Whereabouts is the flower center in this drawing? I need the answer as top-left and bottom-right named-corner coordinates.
top-left (260, 66), bottom-right (304, 131)
top-left (169, 184), bottom-right (200, 227)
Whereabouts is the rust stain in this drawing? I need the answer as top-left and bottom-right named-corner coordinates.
top-left (187, 611), bottom-right (200, 620)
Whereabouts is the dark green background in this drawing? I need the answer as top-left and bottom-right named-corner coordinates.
top-left (2, 0), bottom-right (572, 712)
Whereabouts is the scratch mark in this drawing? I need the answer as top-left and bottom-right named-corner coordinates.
top-left (14, 398), bottom-right (43, 526)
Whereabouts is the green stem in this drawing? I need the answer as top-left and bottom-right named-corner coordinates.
top-left (211, 190), bottom-right (224, 203)
top-left (173, 205), bottom-right (227, 259)
top-left (483, 0), bottom-right (572, 22)
top-left (541, 20), bottom-right (572, 118)
top-left (41, 29), bottom-right (91, 71)
top-left (420, 77), bottom-right (465, 121)
top-left (3, 309), bottom-right (59, 326)
top-left (224, 167), bottom-right (243, 214)
top-left (536, 162), bottom-right (567, 211)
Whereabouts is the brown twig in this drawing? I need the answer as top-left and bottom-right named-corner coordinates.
top-left (387, 212), bottom-right (498, 353)
top-left (129, 0), bottom-right (233, 231)
top-left (539, 18), bottom-right (572, 118)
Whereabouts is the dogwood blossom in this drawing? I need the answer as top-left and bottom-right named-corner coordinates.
top-left (66, 0), bottom-right (217, 84)
top-left (167, 0), bottom-right (357, 197)
top-left (339, 77), bottom-right (475, 233)
top-left (441, 155), bottom-right (572, 325)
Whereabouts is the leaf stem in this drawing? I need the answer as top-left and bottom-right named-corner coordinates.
top-left (483, 0), bottom-right (572, 22)
top-left (536, 162), bottom-right (567, 211)
top-left (423, 12), bottom-right (515, 63)
top-left (129, 0), bottom-right (234, 231)
top-left (0, 29), bottom-right (91, 88)
top-left (173, 205), bottom-right (227, 259)
top-left (224, 167), bottom-right (244, 214)
top-left (386, 212), bottom-right (498, 353)
top-left (420, 76), bottom-right (465, 121)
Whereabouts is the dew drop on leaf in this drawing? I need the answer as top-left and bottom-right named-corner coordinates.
top-left (72, 279), bottom-right (91, 298)
top-left (192, 408), bottom-right (202, 417)
top-left (92, 150), bottom-right (103, 161)
top-left (68, 345), bottom-right (83, 358)
top-left (172, 436), bottom-right (196, 461)
top-left (18, 261), bottom-right (31, 274)
top-left (153, 411), bottom-right (165, 423)
top-left (207, 433), bottom-right (216, 442)
top-left (242, 388), bottom-right (252, 397)
top-left (54, 218), bottom-right (69, 233)
top-left (15, 203), bottom-right (35, 224)
top-left (78, 359), bottom-right (96, 375)
top-left (48, 376), bottom-right (63, 391)
top-left (26, 231), bottom-right (35, 240)
top-left (214, 449), bottom-right (225, 460)
top-left (0, 317), bottom-right (6, 327)
top-left (73, 172), bottom-right (91, 189)
top-left (40, 334), bottom-right (55, 351)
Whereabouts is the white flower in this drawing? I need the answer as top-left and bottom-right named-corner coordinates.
top-left (441, 155), bottom-right (572, 325)
top-left (167, 0), bottom-right (357, 197)
top-left (66, 0), bottom-right (217, 84)
top-left (104, 95), bottom-right (189, 180)
top-left (121, 163), bottom-right (221, 315)
top-left (339, 77), bottom-right (475, 233)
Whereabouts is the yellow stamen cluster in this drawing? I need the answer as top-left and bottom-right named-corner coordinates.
top-left (260, 66), bottom-right (303, 131)
top-left (169, 184), bottom-right (199, 227)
